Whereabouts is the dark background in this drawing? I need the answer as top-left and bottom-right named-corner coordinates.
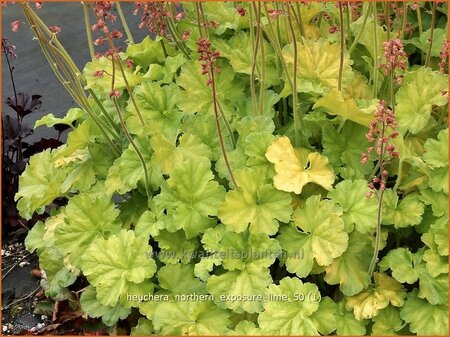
top-left (1, 2), bottom-right (149, 141)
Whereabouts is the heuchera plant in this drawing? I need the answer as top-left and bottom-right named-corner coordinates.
top-left (14, 1), bottom-right (448, 335)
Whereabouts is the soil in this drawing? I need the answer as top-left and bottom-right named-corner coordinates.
top-left (1, 232), bottom-right (47, 335)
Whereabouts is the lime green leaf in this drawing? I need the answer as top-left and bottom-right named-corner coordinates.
top-left (419, 187), bottom-right (448, 217)
top-left (15, 149), bottom-right (68, 219)
top-left (54, 193), bottom-right (121, 268)
top-left (34, 108), bottom-right (84, 129)
top-left (328, 180), bottom-right (377, 233)
top-left (155, 229), bottom-right (200, 265)
top-left (278, 196), bottom-right (347, 277)
top-left (83, 57), bottom-right (143, 98)
top-left (400, 290), bottom-right (448, 335)
top-left (157, 263), bottom-right (205, 294)
top-left (39, 247), bottom-right (77, 298)
top-left (382, 191), bottom-right (425, 228)
top-left (371, 306), bottom-right (403, 336)
top-left (131, 318), bottom-right (154, 336)
top-left (418, 28), bottom-right (447, 57)
top-left (227, 321), bottom-right (265, 335)
top-left (134, 210), bottom-right (163, 239)
top-left (80, 286), bottom-right (131, 326)
top-left (314, 91), bottom-right (375, 126)
top-left (395, 67), bottom-right (448, 134)
top-left (150, 132), bottom-right (211, 175)
top-left (207, 262), bottom-right (271, 314)
top-left (81, 230), bottom-right (157, 306)
top-left (266, 136), bottom-right (335, 194)
top-left (126, 82), bottom-right (183, 140)
top-left (424, 129), bottom-right (448, 168)
top-left (379, 248), bottom-right (421, 284)
top-left (336, 301), bottom-right (367, 336)
top-left (422, 216), bottom-right (448, 256)
top-left (176, 60), bottom-right (244, 115)
top-left (281, 39), bottom-right (353, 96)
top-left (209, 228), bottom-right (281, 271)
top-left (346, 273), bottom-right (407, 320)
top-left (105, 136), bottom-right (163, 196)
top-left (380, 247), bottom-right (447, 305)
top-left (154, 160), bottom-right (226, 238)
top-left (324, 232), bottom-right (372, 296)
top-left (258, 277), bottom-right (336, 335)
top-left (25, 221), bottom-right (46, 253)
top-left (191, 1), bottom-right (247, 34)
top-left (213, 31), bottom-right (279, 86)
top-left (152, 300), bottom-right (231, 335)
top-left (427, 166), bottom-right (448, 194)
top-left (125, 36), bottom-right (174, 68)
top-left (218, 168), bottom-right (292, 235)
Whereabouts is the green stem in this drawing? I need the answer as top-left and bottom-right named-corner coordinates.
top-left (368, 188), bottom-right (385, 277)
top-left (286, 4), bottom-right (300, 146)
top-left (116, 1), bottom-right (134, 44)
top-left (385, 2), bottom-right (390, 40)
top-left (372, 2), bottom-right (379, 98)
top-left (393, 159), bottom-right (403, 191)
top-left (416, 5), bottom-right (423, 35)
top-left (211, 72), bottom-right (237, 188)
top-left (399, 2), bottom-right (407, 39)
top-left (250, 3), bottom-right (260, 117)
top-left (345, 2), bottom-right (352, 45)
top-left (338, 2), bottom-right (345, 92)
top-left (349, 2), bottom-right (372, 55)
top-left (113, 98), bottom-right (150, 199)
top-left (82, 2), bottom-right (95, 60)
top-left (425, 1), bottom-right (437, 68)
top-left (294, 2), bottom-right (305, 37)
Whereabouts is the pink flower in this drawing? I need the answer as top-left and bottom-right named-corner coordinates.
top-left (35, 1), bottom-right (42, 9)
top-left (236, 6), bottom-right (246, 16)
top-left (267, 9), bottom-right (284, 20)
top-left (197, 38), bottom-right (221, 85)
top-left (379, 39), bottom-right (407, 76)
top-left (329, 26), bottom-right (338, 34)
top-left (361, 100), bottom-right (399, 192)
top-left (439, 40), bottom-right (448, 74)
top-left (93, 70), bottom-right (105, 77)
top-left (48, 25), bottom-right (61, 34)
top-left (1, 37), bottom-right (17, 58)
top-left (181, 30), bottom-right (191, 41)
top-left (174, 12), bottom-right (185, 21)
top-left (11, 20), bottom-right (21, 32)
top-left (93, 37), bottom-right (106, 46)
top-left (110, 30), bottom-right (123, 39)
top-left (126, 59), bottom-right (134, 69)
top-left (109, 89), bottom-right (121, 98)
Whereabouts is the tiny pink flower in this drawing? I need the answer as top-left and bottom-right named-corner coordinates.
top-left (48, 25), bottom-right (61, 34)
top-left (181, 30), bottom-right (191, 41)
top-left (236, 6), bottom-right (246, 16)
top-left (175, 12), bottom-right (185, 21)
top-left (109, 89), bottom-right (121, 98)
top-left (93, 70), bottom-right (105, 77)
top-left (11, 20), bottom-right (21, 32)
top-left (126, 59), bottom-right (134, 69)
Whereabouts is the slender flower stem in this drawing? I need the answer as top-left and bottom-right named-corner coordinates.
top-left (338, 2), bottom-right (345, 92)
top-left (258, 3), bottom-right (266, 116)
top-left (368, 188), bottom-right (385, 277)
top-left (250, 3), bottom-right (260, 116)
top-left (294, 2), bottom-right (305, 37)
top-left (349, 2), bottom-right (372, 55)
top-left (286, 3), bottom-right (300, 147)
top-left (399, 2), bottom-right (408, 39)
top-left (211, 72), bottom-right (237, 188)
top-left (82, 2), bottom-right (95, 61)
top-left (345, 2), bottom-right (352, 45)
top-left (372, 2), bottom-right (379, 98)
top-left (385, 2), bottom-right (391, 40)
top-left (116, 2), bottom-right (134, 44)
top-left (416, 5), bottom-right (423, 35)
top-left (425, 1), bottom-right (437, 68)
